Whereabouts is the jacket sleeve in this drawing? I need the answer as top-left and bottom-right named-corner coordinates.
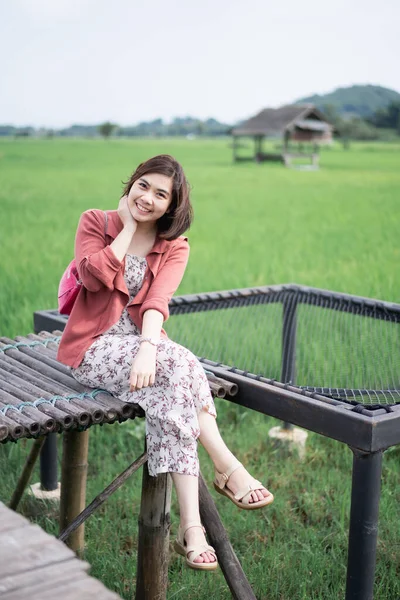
top-left (139, 238), bottom-right (190, 322)
top-left (75, 210), bottom-right (122, 292)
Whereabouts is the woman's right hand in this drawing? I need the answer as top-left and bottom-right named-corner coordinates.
top-left (118, 195), bottom-right (137, 233)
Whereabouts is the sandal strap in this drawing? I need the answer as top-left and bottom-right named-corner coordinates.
top-left (186, 544), bottom-right (217, 561)
top-left (234, 480), bottom-right (264, 502)
top-left (214, 459), bottom-right (243, 489)
top-left (180, 520), bottom-right (204, 538)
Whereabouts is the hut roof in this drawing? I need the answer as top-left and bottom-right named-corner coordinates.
top-left (232, 104), bottom-right (332, 136)
top-left (295, 119), bottom-right (331, 132)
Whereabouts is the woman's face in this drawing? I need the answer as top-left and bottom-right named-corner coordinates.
top-left (127, 172), bottom-right (173, 224)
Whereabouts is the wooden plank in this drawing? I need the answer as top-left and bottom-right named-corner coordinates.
top-left (0, 559), bottom-right (89, 597)
top-left (0, 503), bottom-right (121, 599)
top-left (0, 507), bottom-right (30, 534)
top-left (25, 577), bottom-right (121, 600)
top-left (0, 525), bottom-right (74, 578)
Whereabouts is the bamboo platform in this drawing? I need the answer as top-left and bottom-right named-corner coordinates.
top-left (0, 331), bottom-right (145, 442)
top-left (0, 500), bottom-right (121, 600)
top-left (0, 331), bottom-right (251, 600)
top-left (0, 330), bottom-right (237, 442)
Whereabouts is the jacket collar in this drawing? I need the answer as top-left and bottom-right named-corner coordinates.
top-left (106, 210), bottom-right (170, 255)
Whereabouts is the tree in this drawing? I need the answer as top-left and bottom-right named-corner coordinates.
top-left (336, 117), bottom-right (379, 148)
top-left (367, 101), bottom-right (400, 129)
top-left (321, 104), bottom-right (341, 128)
top-left (98, 122), bottom-right (117, 138)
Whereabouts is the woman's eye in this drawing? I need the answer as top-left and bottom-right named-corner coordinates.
top-left (139, 182), bottom-right (146, 188)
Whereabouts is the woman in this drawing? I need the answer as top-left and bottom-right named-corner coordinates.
top-left (57, 154), bottom-right (273, 571)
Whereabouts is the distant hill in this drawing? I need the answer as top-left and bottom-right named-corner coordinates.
top-left (295, 85), bottom-right (400, 118)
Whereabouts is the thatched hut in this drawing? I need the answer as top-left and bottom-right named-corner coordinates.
top-left (231, 104), bottom-right (333, 167)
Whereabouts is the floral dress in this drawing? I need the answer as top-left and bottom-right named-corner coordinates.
top-left (71, 253), bottom-right (216, 477)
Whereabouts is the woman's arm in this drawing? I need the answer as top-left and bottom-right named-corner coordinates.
top-left (110, 196), bottom-right (137, 261)
top-left (130, 238), bottom-right (190, 391)
top-left (129, 309), bottom-right (163, 391)
top-left (138, 238), bottom-right (190, 322)
top-left (76, 198), bottom-right (136, 292)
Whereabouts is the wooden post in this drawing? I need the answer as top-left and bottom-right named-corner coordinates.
top-left (59, 429), bottom-right (89, 554)
top-left (58, 452), bottom-right (147, 542)
top-left (136, 459), bottom-right (172, 600)
top-left (9, 437), bottom-right (46, 510)
top-left (199, 472), bottom-right (257, 600)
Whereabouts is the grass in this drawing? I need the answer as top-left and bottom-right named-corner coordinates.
top-left (0, 137), bottom-right (399, 599)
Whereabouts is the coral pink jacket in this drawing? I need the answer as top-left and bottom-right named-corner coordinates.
top-left (57, 209), bottom-right (189, 368)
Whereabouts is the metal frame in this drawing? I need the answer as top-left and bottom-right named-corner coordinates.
top-left (33, 283), bottom-right (400, 600)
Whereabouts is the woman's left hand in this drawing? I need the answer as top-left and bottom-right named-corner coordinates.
top-left (130, 344), bottom-right (157, 391)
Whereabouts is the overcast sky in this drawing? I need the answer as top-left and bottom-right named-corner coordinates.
top-left (1, 0), bottom-right (399, 128)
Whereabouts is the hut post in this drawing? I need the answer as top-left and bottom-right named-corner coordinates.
top-left (254, 135), bottom-right (263, 162)
top-left (283, 130), bottom-right (290, 166)
top-left (259, 135), bottom-right (264, 160)
top-left (59, 429), bottom-right (90, 554)
top-left (232, 134), bottom-right (238, 162)
top-left (283, 130), bottom-right (290, 154)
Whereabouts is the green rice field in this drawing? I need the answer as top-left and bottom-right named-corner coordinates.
top-left (0, 138), bottom-right (399, 599)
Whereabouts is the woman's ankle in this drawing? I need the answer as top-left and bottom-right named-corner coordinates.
top-left (213, 451), bottom-right (238, 474)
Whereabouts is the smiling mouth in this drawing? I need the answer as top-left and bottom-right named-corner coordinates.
top-left (135, 202), bottom-right (152, 213)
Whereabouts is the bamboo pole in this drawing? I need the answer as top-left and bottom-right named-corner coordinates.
top-left (0, 389), bottom-right (45, 435)
top-left (0, 352), bottom-right (106, 422)
top-left (9, 437), bottom-right (46, 510)
top-left (3, 336), bottom-right (133, 415)
top-left (2, 337), bottom-right (82, 386)
top-left (59, 429), bottom-right (90, 554)
top-left (0, 363), bottom-right (77, 428)
top-left (0, 411), bottom-right (25, 440)
top-left (0, 341), bottom-right (118, 422)
top-left (0, 373), bottom-right (88, 429)
top-left (199, 472), bottom-right (257, 600)
top-left (136, 456), bottom-right (172, 600)
top-left (208, 380), bottom-right (226, 398)
top-left (59, 451), bottom-right (147, 542)
top-left (0, 421), bottom-right (9, 441)
top-left (10, 339), bottom-right (73, 376)
top-left (206, 373), bottom-right (238, 396)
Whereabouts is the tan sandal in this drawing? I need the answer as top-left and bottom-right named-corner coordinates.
top-left (213, 459), bottom-right (274, 510)
top-left (173, 521), bottom-right (218, 571)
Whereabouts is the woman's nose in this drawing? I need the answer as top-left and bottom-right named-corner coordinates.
top-left (141, 190), bottom-right (153, 204)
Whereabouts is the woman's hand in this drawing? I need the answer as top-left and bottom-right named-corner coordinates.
top-left (118, 195), bottom-right (137, 233)
top-left (130, 344), bottom-right (157, 391)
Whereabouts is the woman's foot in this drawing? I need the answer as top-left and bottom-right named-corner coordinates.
top-left (185, 524), bottom-right (217, 564)
top-left (227, 464), bottom-right (271, 504)
top-left (214, 459), bottom-right (273, 509)
top-left (174, 522), bottom-right (218, 570)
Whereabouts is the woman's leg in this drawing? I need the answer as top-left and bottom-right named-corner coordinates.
top-left (198, 409), bottom-right (271, 504)
top-left (171, 473), bottom-right (217, 564)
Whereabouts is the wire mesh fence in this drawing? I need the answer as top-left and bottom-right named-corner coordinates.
top-left (165, 286), bottom-right (400, 407)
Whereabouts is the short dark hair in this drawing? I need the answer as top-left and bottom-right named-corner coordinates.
top-left (122, 155), bottom-right (193, 240)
